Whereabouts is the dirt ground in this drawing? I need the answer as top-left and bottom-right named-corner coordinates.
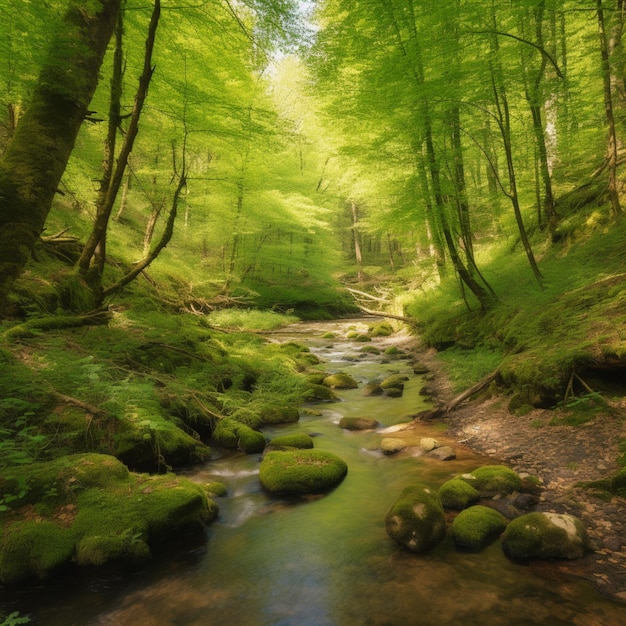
top-left (410, 345), bottom-right (626, 604)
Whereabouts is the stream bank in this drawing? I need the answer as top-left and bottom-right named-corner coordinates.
top-left (408, 342), bottom-right (626, 603)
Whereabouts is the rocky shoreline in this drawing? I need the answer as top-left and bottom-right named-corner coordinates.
top-left (412, 345), bottom-right (626, 603)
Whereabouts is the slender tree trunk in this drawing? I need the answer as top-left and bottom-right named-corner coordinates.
top-left (77, 0), bottom-right (162, 287)
top-left (597, 0), bottom-right (623, 219)
top-left (350, 200), bottom-right (364, 282)
top-left (0, 0), bottom-right (120, 315)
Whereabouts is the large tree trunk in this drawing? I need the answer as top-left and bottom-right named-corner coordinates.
top-left (0, 0), bottom-right (120, 315)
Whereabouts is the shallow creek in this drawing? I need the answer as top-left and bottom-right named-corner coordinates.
top-left (6, 319), bottom-right (626, 625)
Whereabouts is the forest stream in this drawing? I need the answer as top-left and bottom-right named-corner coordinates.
top-left (3, 320), bottom-right (625, 626)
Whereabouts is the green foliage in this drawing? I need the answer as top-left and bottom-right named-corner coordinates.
top-left (206, 309), bottom-right (299, 331)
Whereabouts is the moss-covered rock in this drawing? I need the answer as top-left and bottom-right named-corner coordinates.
top-left (259, 404), bottom-right (300, 425)
top-left (305, 383), bottom-right (340, 402)
top-left (363, 382), bottom-right (384, 396)
top-left (0, 454), bottom-right (216, 583)
top-left (259, 450), bottom-right (348, 495)
top-left (451, 505), bottom-right (508, 549)
top-left (268, 433), bottom-right (315, 450)
top-left (212, 418), bottom-right (266, 453)
top-left (380, 374), bottom-right (409, 390)
top-left (501, 512), bottom-right (590, 560)
top-left (381, 438), bottom-right (408, 455)
top-left (205, 481), bottom-right (228, 497)
top-left (461, 465), bottom-right (522, 496)
top-left (360, 345), bottom-right (381, 355)
top-left (339, 417), bottom-right (378, 431)
top-left (438, 478), bottom-right (481, 510)
top-left (368, 322), bottom-right (394, 337)
top-left (322, 372), bottom-right (359, 389)
top-left (384, 484), bottom-right (446, 553)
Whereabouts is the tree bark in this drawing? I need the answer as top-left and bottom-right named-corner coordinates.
top-left (77, 0), bottom-right (162, 291)
top-left (0, 0), bottom-right (120, 315)
top-left (597, 0), bottom-right (623, 219)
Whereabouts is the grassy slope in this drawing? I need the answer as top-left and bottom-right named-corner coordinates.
top-left (403, 208), bottom-right (626, 411)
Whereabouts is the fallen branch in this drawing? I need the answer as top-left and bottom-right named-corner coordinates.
top-left (357, 305), bottom-right (418, 325)
top-left (416, 369), bottom-right (499, 420)
top-left (51, 391), bottom-right (110, 417)
top-left (345, 287), bottom-right (388, 303)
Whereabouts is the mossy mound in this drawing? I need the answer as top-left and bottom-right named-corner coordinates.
top-left (205, 481), bottom-right (228, 497)
top-left (0, 454), bottom-right (216, 583)
top-left (268, 433), bottom-right (314, 450)
top-left (338, 417), bottom-right (378, 431)
top-left (501, 512), bottom-right (590, 560)
top-left (462, 465), bottom-right (522, 496)
top-left (368, 322), bottom-right (394, 337)
top-left (360, 345), bottom-right (381, 355)
top-left (305, 383), bottom-right (340, 402)
top-left (380, 374), bottom-right (409, 390)
top-left (322, 372), bottom-right (359, 389)
top-left (363, 382), bottom-right (384, 396)
top-left (438, 478), bottom-right (481, 510)
top-left (581, 467), bottom-right (626, 498)
top-left (115, 420), bottom-right (211, 472)
top-left (212, 418), bottom-right (266, 453)
top-left (259, 450), bottom-right (348, 495)
top-left (384, 483), bottom-right (446, 553)
top-left (451, 505), bottom-right (508, 549)
top-left (259, 404), bottom-right (300, 425)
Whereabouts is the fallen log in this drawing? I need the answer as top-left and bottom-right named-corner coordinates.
top-left (356, 305), bottom-right (418, 325)
top-left (415, 369), bottom-right (499, 420)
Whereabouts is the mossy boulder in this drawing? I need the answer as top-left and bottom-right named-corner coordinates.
top-left (205, 481), bottom-right (228, 497)
top-left (360, 345), bottom-right (381, 355)
top-left (438, 478), bottom-right (481, 510)
top-left (384, 484), bottom-right (446, 553)
top-left (322, 372), bottom-right (359, 389)
top-left (305, 383), bottom-right (340, 402)
top-left (461, 465), bottom-right (522, 496)
top-left (501, 512), bottom-right (590, 560)
top-left (259, 450), bottom-right (348, 495)
top-left (381, 438), bottom-right (408, 455)
top-left (368, 322), bottom-right (394, 337)
top-left (380, 374), bottom-right (409, 390)
top-left (363, 382), bottom-right (384, 396)
top-left (384, 387), bottom-right (404, 398)
top-left (212, 418), bottom-right (266, 453)
top-left (114, 419), bottom-right (211, 472)
top-left (451, 505), bottom-right (508, 549)
top-left (339, 417), bottom-right (378, 431)
top-left (268, 433), bottom-right (315, 450)
top-left (259, 404), bottom-right (300, 425)
top-left (0, 454), bottom-right (216, 583)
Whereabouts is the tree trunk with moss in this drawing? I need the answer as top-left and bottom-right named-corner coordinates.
top-left (0, 0), bottom-right (120, 316)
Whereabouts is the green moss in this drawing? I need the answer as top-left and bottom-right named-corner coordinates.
top-left (384, 483), bottom-right (446, 553)
top-left (368, 322), bottom-right (394, 337)
top-left (205, 482), bottom-right (228, 497)
top-left (268, 433), bottom-right (314, 449)
top-left (451, 505), bottom-right (507, 549)
top-left (354, 334), bottom-right (371, 342)
top-left (305, 383), bottom-right (340, 402)
top-left (259, 450), bottom-right (348, 495)
top-left (501, 512), bottom-right (590, 560)
top-left (0, 455), bottom-right (216, 583)
top-left (380, 374), bottom-right (409, 390)
top-left (0, 521), bottom-right (74, 583)
top-left (338, 417), bottom-right (378, 430)
top-left (580, 467), bottom-right (626, 498)
top-left (438, 477), bottom-right (480, 510)
top-left (360, 345), bottom-right (381, 354)
top-left (212, 418), bottom-right (266, 454)
top-left (463, 465), bottom-right (522, 496)
top-left (322, 372), bottom-right (359, 389)
top-left (259, 404), bottom-right (300, 424)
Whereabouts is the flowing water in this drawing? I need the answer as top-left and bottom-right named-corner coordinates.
top-left (3, 320), bottom-right (625, 625)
